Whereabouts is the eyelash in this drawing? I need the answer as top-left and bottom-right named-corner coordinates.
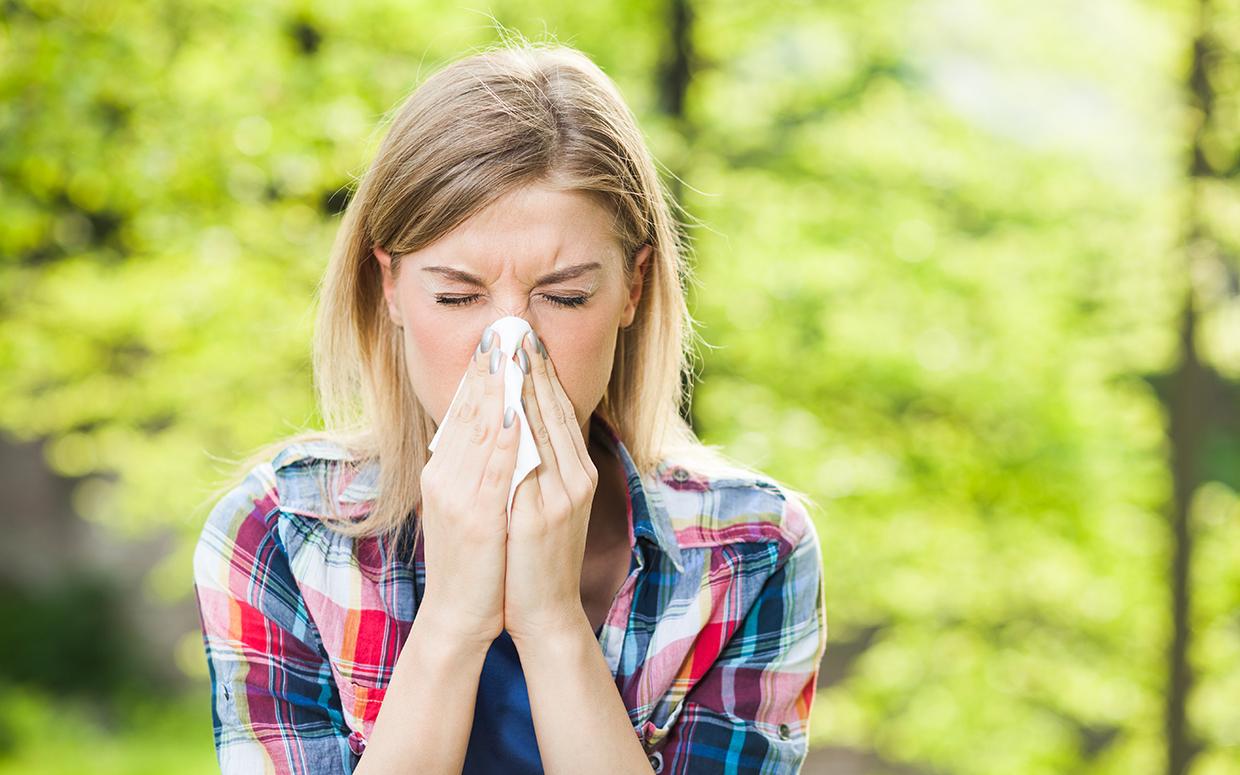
top-left (434, 294), bottom-right (589, 309)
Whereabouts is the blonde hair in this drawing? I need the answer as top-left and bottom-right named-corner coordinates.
top-left (200, 36), bottom-right (817, 546)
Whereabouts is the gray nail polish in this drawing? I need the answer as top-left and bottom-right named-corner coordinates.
top-left (504, 406), bottom-right (516, 427)
top-left (517, 347), bottom-right (530, 375)
top-left (489, 346), bottom-right (502, 374)
top-left (480, 327), bottom-right (496, 353)
top-left (528, 330), bottom-right (541, 354)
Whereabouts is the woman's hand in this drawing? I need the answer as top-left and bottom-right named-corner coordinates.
top-left (417, 325), bottom-right (523, 653)
top-left (503, 329), bottom-right (599, 646)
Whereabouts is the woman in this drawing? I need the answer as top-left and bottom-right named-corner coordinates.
top-left (193, 40), bottom-right (827, 775)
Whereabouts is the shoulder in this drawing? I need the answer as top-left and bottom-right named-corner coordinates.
top-left (267, 438), bottom-right (379, 521)
top-left (629, 461), bottom-right (824, 750)
top-left (193, 439), bottom-right (376, 585)
top-left (651, 458), bottom-right (818, 561)
top-left (191, 451), bottom-right (348, 689)
top-left (191, 459), bottom-right (304, 632)
top-left (193, 460), bottom-right (281, 580)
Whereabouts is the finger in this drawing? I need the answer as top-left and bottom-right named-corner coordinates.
top-left (517, 332), bottom-right (562, 491)
top-left (429, 326), bottom-right (491, 468)
top-left (527, 331), bottom-right (588, 473)
top-left (482, 397), bottom-right (523, 520)
top-left (510, 396), bottom-right (543, 520)
top-left (434, 327), bottom-right (504, 495)
top-left (520, 327), bottom-right (582, 478)
top-left (544, 348), bottom-right (591, 472)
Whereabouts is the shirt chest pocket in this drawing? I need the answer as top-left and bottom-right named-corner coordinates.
top-left (639, 694), bottom-right (687, 752)
top-left (337, 676), bottom-right (389, 757)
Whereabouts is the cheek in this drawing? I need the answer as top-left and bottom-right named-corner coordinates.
top-left (400, 304), bottom-right (479, 421)
top-left (542, 319), bottom-right (618, 417)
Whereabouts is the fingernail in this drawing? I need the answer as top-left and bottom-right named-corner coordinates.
top-left (489, 346), bottom-right (502, 374)
top-left (480, 327), bottom-right (496, 353)
top-left (528, 330), bottom-right (541, 355)
top-left (517, 347), bottom-right (530, 375)
top-left (504, 406), bottom-right (516, 428)
top-left (537, 339), bottom-right (547, 359)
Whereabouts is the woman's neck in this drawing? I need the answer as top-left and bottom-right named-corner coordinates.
top-left (585, 431), bottom-right (630, 550)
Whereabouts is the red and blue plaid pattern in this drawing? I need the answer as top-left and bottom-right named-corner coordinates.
top-left (193, 412), bottom-right (827, 773)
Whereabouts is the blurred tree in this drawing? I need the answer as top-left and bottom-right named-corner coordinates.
top-left (0, 1), bottom-right (1237, 773)
top-left (1150, 0), bottom-right (1240, 772)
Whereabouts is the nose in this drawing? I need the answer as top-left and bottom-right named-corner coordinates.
top-left (494, 304), bottom-right (527, 318)
top-left (492, 296), bottom-right (535, 321)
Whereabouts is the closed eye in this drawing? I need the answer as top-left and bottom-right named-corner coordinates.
top-left (435, 294), bottom-right (589, 309)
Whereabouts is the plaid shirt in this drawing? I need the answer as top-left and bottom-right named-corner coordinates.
top-left (193, 412), bottom-right (827, 774)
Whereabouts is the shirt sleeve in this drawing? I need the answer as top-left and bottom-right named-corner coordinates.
top-left (192, 463), bottom-right (358, 775)
top-left (655, 493), bottom-right (828, 775)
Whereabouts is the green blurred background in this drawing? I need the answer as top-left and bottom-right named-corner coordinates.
top-left (2, 0), bottom-right (1239, 772)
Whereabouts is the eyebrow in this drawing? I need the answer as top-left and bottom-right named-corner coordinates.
top-left (421, 262), bottom-right (603, 287)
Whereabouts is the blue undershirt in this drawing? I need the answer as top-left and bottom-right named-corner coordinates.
top-left (461, 623), bottom-right (605, 774)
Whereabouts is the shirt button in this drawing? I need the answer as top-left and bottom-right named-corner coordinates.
top-left (778, 723), bottom-right (791, 739)
top-left (648, 751), bottom-right (663, 772)
top-left (671, 467), bottom-right (689, 482)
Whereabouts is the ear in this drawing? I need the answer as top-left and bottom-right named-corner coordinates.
top-left (373, 245), bottom-right (404, 327)
top-left (620, 243), bottom-right (652, 329)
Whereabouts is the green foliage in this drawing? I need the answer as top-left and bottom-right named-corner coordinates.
top-left (2, 0), bottom-right (1238, 773)
top-left (0, 571), bottom-right (152, 699)
top-left (0, 685), bottom-right (217, 775)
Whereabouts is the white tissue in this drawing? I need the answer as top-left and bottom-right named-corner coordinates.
top-left (427, 315), bottom-right (542, 524)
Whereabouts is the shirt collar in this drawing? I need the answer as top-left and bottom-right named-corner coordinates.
top-left (274, 413), bottom-right (687, 574)
top-left (589, 411), bottom-right (686, 574)
top-left (271, 439), bottom-right (379, 520)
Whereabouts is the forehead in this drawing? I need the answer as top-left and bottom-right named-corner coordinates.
top-left (412, 184), bottom-right (622, 270)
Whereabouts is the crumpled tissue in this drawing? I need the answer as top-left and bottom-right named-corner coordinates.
top-left (427, 315), bottom-right (542, 523)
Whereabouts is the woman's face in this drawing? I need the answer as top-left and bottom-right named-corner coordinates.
top-left (374, 182), bottom-right (651, 441)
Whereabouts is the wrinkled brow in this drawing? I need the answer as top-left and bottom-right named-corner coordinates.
top-left (421, 262), bottom-right (603, 287)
